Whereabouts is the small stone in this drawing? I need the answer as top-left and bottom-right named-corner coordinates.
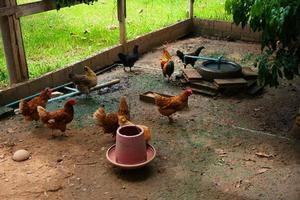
top-left (5, 179), bottom-right (8, 182)
top-left (82, 188), bottom-right (87, 192)
top-left (101, 147), bottom-right (105, 151)
top-left (122, 185), bottom-right (126, 189)
top-left (57, 158), bottom-right (63, 163)
top-left (7, 128), bottom-right (14, 133)
top-left (12, 149), bottom-right (30, 162)
top-left (104, 192), bottom-right (109, 195)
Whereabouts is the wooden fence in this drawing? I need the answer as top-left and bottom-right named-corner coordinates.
top-left (0, 0), bottom-right (194, 85)
top-left (0, 0), bottom-right (261, 106)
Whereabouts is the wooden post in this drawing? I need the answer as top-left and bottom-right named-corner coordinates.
top-left (189, 0), bottom-right (194, 20)
top-left (117, 0), bottom-right (126, 49)
top-left (0, 0), bottom-right (28, 85)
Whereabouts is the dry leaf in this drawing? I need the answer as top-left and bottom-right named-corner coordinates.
top-left (255, 152), bottom-right (273, 158)
top-left (256, 168), bottom-right (269, 174)
top-left (242, 158), bottom-right (256, 162)
top-left (235, 179), bottom-right (242, 188)
top-left (215, 148), bottom-right (227, 155)
top-left (233, 142), bottom-right (242, 147)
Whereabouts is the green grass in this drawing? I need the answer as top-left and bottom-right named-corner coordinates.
top-left (0, 0), bottom-right (230, 88)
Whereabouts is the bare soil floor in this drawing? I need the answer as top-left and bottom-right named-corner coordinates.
top-left (0, 36), bottom-right (300, 200)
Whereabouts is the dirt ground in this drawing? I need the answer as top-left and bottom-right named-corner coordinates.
top-left (0, 36), bottom-right (300, 200)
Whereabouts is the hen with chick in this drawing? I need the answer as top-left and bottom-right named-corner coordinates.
top-left (154, 88), bottom-right (192, 123)
top-left (37, 99), bottom-right (76, 136)
top-left (69, 66), bottom-right (97, 97)
top-left (93, 96), bottom-right (130, 136)
top-left (176, 46), bottom-right (205, 68)
top-left (118, 45), bottom-right (139, 72)
top-left (19, 88), bottom-right (52, 121)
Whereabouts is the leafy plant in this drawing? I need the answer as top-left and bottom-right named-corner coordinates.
top-left (225, 0), bottom-right (300, 87)
top-left (54, 0), bottom-right (98, 10)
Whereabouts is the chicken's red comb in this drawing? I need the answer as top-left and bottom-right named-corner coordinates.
top-left (186, 88), bottom-right (193, 94)
top-left (67, 99), bottom-right (76, 105)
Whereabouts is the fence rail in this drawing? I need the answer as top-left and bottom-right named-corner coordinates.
top-left (0, 0), bottom-right (81, 18)
top-left (0, 0), bottom-right (195, 85)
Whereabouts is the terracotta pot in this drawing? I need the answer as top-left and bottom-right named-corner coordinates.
top-left (115, 125), bottom-right (147, 164)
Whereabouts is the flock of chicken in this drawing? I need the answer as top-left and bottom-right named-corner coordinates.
top-left (18, 46), bottom-right (204, 138)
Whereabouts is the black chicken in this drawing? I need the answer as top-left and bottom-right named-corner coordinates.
top-left (162, 60), bottom-right (174, 82)
top-left (176, 46), bottom-right (205, 68)
top-left (118, 45), bottom-right (139, 72)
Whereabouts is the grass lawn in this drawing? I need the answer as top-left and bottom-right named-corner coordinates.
top-left (0, 0), bottom-right (230, 87)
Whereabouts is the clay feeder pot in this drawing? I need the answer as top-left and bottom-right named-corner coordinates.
top-left (115, 125), bottom-right (146, 164)
top-left (106, 125), bottom-right (156, 169)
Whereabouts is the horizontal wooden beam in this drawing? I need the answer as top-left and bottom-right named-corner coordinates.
top-left (0, 5), bottom-right (17, 17)
top-left (16, 0), bottom-right (56, 18)
top-left (0, 0), bottom-right (81, 18)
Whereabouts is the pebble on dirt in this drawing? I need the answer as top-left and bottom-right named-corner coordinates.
top-left (12, 149), bottom-right (30, 162)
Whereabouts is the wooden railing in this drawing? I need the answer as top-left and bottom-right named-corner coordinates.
top-left (0, 0), bottom-right (196, 85)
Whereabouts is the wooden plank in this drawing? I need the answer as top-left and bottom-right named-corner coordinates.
top-left (242, 67), bottom-right (258, 79)
top-left (16, 0), bottom-right (55, 18)
top-left (0, 106), bottom-right (14, 119)
top-left (189, 80), bottom-right (219, 96)
top-left (0, 0), bottom-right (81, 18)
top-left (0, 0), bottom-right (28, 84)
top-left (118, 0), bottom-right (126, 47)
top-left (0, 5), bottom-right (17, 17)
top-left (214, 78), bottom-right (248, 88)
top-left (190, 80), bottom-right (218, 91)
top-left (189, 0), bottom-right (194, 19)
top-left (182, 68), bottom-right (202, 81)
top-left (191, 88), bottom-right (218, 96)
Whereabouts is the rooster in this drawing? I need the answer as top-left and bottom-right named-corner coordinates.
top-left (37, 99), bottom-right (76, 136)
top-left (118, 45), bottom-right (139, 71)
top-left (19, 88), bottom-right (52, 122)
top-left (93, 96), bottom-right (130, 136)
top-left (154, 88), bottom-right (192, 123)
top-left (176, 46), bottom-right (205, 68)
top-left (69, 66), bottom-right (97, 97)
top-left (160, 49), bottom-right (174, 82)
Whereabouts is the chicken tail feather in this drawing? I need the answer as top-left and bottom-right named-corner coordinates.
top-left (93, 107), bottom-right (106, 125)
top-left (118, 96), bottom-right (130, 119)
top-left (19, 99), bottom-right (29, 115)
top-left (176, 50), bottom-right (184, 61)
top-left (118, 53), bottom-right (126, 62)
top-left (37, 106), bottom-right (48, 120)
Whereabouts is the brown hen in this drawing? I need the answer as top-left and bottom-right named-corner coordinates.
top-left (19, 88), bottom-right (52, 121)
top-left (37, 99), bottom-right (76, 136)
top-left (154, 88), bottom-right (192, 122)
top-left (93, 96), bottom-right (130, 136)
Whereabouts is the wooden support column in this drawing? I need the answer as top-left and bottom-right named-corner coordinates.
top-left (189, 0), bottom-right (195, 20)
top-left (117, 0), bottom-right (126, 50)
top-left (0, 0), bottom-right (28, 85)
